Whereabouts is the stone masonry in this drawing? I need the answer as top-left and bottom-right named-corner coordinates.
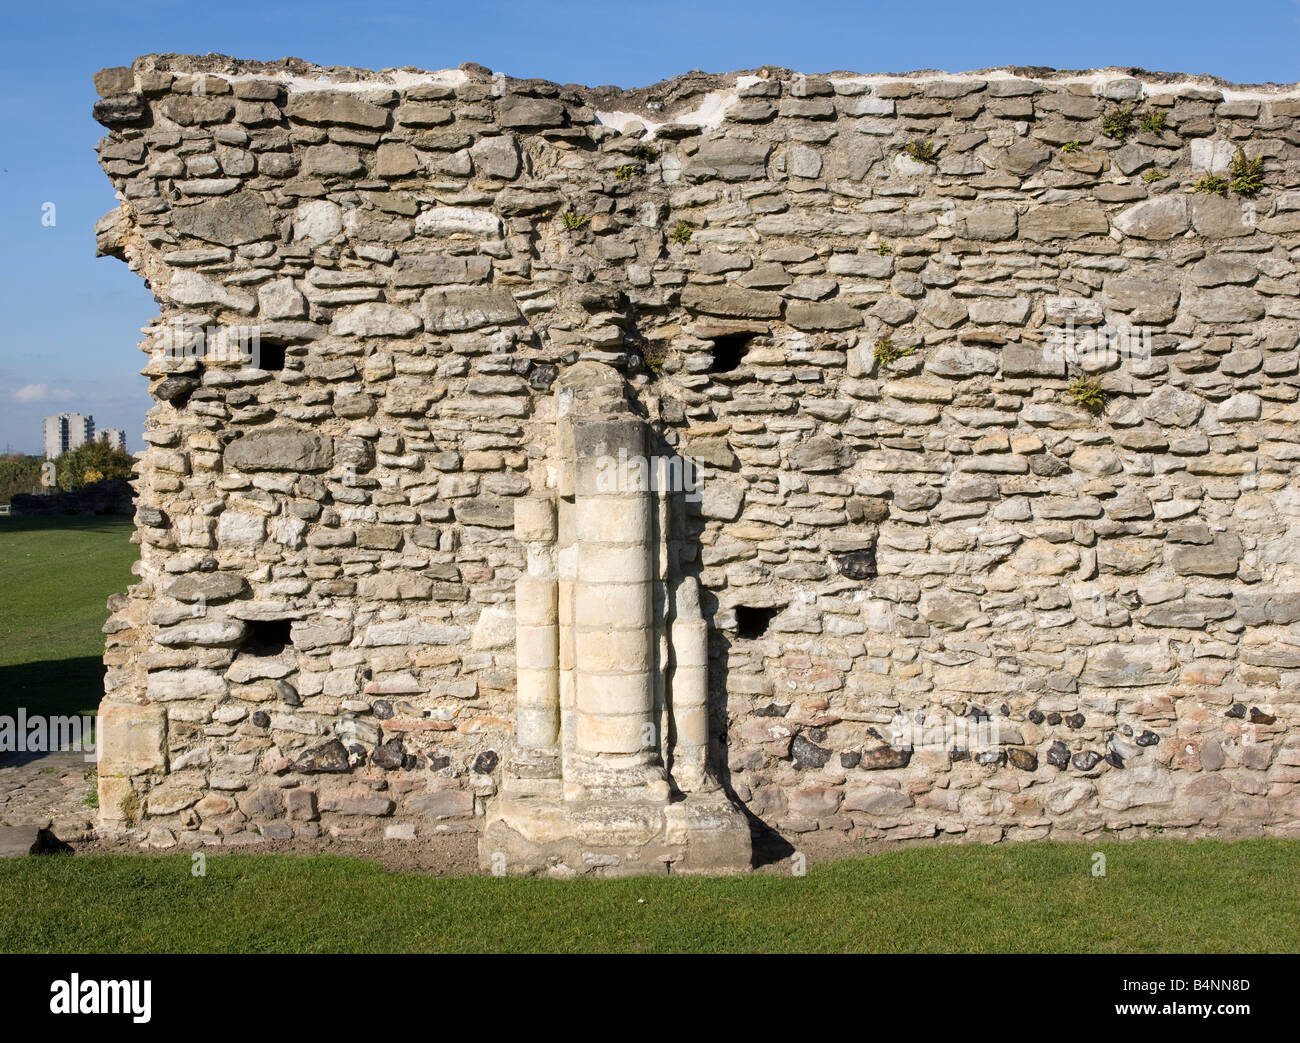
top-left (92, 54), bottom-right (1300, 872)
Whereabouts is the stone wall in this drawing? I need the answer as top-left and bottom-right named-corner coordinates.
top-left (93, 54), bottom-right (1300, 858)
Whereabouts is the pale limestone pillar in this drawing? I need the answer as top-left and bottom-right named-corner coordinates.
top-left (513, 496), bottom-right (559, 754)
top-left (670, 576), bottom-right (709, 791)
top-left (573, 417), bottom-right (656, 761)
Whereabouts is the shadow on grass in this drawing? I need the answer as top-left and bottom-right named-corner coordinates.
top-left (0, 657), bottom-right (103, 766)
top-left (0, 514), bottom-right (133, 536)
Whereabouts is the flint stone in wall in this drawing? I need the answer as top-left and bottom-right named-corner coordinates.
top-left (294, 740), bottom-right (350, 773)
top-left (680, 285), bottom-right (783, 319)
top-left (424, 287), bottom-right (521, 331)
top-left (93, 66), bottom-right (134, 97)
top-left (412, 790), bottom-right (474, 820)
top-left (1113, 196), bottom-right (1189, 240)
top-left (1019, 203), bottom-right (1108, 240)
top-left (172, 192), bottom-right (276, 246)
top-left (843, 786), bottom-right (913, 814)
top-left (225, 428), bottom-right (333, 472)
top-left (286, 92), bottom-right (390, 129)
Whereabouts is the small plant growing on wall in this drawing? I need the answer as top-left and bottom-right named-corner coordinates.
top-left (1142, 170), bottom-right (1167, 183)
top-left (1066, 376), bottom-right (1107, 415)
top-left (634, 144), bottom-right (661, 162)
top-left (905, 139), bottom-right (939, 166)
top-left (1101, 105), bottom-right (1135, 140)
top-left (873, 335), bottom-right (914, 368)
top-left (614, 164), bottom-right (638, 181)
top-left (641, 343), bottom-right (669, 376)
top-left (669, 220), bottom-right (693, 244)
top-left (1061, 140), bottom-right (1083, 153)
top-left (876, 241), bottom-right (892, 256)
top-left (1229, 147), bottom-right (1265, 197)
top-left (1140, 110), bottom-right (1167, 134)
top-left (561, 211), bottom-right (590, 231)
top-left (1193, 173), bottom-right (1228, 196)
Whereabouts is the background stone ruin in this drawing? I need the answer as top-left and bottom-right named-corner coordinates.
top-left (92, 54), bottom-right (1300, 870)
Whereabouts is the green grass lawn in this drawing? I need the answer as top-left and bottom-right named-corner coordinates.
top-left (1, 838), bottom-right (1296, 953)
top-left (0, 515), bottom-right (138, 720)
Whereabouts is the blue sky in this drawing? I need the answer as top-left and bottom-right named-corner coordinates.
top-left (1, 0), bottom-right (1297, 453)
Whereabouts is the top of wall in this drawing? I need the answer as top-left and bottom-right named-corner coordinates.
top-left (116, 54), bottom-right (1300, 136)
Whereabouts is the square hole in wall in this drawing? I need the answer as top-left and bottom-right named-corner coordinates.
top-left (735, 604), bottom-right (782, 640)
top-left (709, 332), bottom-right (756, 373)
top-left (241, 618), bottom-right (292, 656)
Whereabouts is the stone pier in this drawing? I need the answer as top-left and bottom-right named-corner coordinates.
top-left (481, 364), bottom-right (751, 875)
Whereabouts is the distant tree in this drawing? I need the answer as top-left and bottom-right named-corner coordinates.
top-left (0, 454), bottom-right (43, 504)
top-left (53, 442), bottom-right (134, 491)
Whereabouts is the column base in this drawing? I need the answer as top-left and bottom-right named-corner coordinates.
top-left (479, 792), bottom-right (753, 877)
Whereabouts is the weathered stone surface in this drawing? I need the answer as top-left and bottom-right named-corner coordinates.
top-left (225, 428), bottom-right (332, 472)
top-left (1113, 196), bottom-right (1189, 239)
top-left (1020, 203), bottom-right (1108, 240)
top-left (1171, 534), bottom-right (1243, 577)
top-left (1103, 277), bottom-right (1180, 323)
top-left (692, 139), bottom-right (771, 180)
top-left (680, 285), bottom-right (782, 319)
top-left (173, 192), bottom-right (275, 245)
top-left (424, 287), bottom-right (521, 331)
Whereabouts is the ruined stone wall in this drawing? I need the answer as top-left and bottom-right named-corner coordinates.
top-left (93, 54), bottom-right (1300, 852)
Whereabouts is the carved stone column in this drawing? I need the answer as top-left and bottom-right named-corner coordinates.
top-left (481, 361), bottom-right (751, 876)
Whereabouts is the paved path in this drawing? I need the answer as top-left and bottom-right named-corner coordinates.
top-left (0, 749), bottom-right (98, 839)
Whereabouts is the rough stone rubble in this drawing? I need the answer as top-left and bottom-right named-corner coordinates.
top-left (90, 54), bottom-right (1300, 869)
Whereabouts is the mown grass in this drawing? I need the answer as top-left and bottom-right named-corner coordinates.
top-left (1, 839), bottom-right (1295, 953)
top-left (0, 515), bottom-right (137, 720)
